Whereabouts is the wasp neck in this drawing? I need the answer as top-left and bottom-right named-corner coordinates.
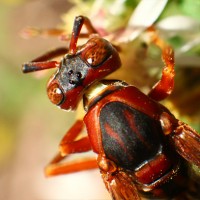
top-left (83, 80), bottom-right (127, 112)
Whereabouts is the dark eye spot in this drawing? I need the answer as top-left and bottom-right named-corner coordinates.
top-left (68, 70), bottom-right (73, 76)
top-left (76, 72), bottom-right (82, 79)
top-left (69, 80), bottom-right (75, 85)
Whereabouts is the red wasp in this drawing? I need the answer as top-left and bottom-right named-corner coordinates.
top-left (22, 16), bottom-right (200, 199)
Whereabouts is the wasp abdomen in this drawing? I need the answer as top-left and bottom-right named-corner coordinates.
top-left (100, 101), bottom-right (164, 170)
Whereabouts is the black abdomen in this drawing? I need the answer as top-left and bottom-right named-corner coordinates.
top-left (100, 101), bottom-right (163, 170)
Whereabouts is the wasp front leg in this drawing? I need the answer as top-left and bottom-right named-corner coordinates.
top-left (21, 26), bottom-right (66, 39)
top-left (147, 29), bottom-right (175, 101)
top-left (45, 120), bottom-right (98, 177)
top-left (160, 112), bottom-right (200, 168)
top-left (21, 26), bottom-right (95, 42)
top-left (21, 15), bottom-right (98, 40)
top-left (97, 155), bottom-right (140, 200)
top-left (21, 15), bottom-right (99, 50)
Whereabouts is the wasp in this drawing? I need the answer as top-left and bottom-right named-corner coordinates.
top-left (22, 16), bottom-right (200, 199)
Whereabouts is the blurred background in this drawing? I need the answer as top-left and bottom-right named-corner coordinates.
top-left (0, 0), bottom-right (200, 200)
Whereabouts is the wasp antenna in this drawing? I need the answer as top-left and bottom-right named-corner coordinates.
top-left (69, 16), bottom-right (98, 55)
top-left (22, 61), bottom-right (59, 73)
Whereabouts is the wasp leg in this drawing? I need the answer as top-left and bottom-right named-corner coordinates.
top-left (22, 15), bottom-right (97, 41)
top-left (45, 120), bottom-right (98, 176)
top-left (45, 153), bottom-right (97, 176)
top-left (21, 27), bottom-right (66, 39)
top-left (148, 29), bottom-right (175, 101)
top-left (31, 47), bottom-right (69, 62)
top-left (160, 112), bottom-right (200, 168)
top-left (21, 26), bottom-right (93, 42)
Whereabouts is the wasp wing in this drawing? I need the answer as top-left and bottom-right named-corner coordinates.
top-left (171, 121), bottom-right (200, 168)
top-left (101, 170), bottom-right (141, 200)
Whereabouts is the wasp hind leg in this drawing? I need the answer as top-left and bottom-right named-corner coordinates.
top-left (45, 120), bottom-right (98, 177)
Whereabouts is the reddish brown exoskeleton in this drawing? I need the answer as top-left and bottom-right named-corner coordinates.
top-left (22, 16), bottom-right (200, 199)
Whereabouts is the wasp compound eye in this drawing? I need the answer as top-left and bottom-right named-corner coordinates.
top-left (47, 83), bottom-right (64, 105)
top-left (84, 38), bottom-right (112, 67)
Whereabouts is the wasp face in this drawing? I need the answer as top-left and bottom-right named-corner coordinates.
top-left (46, 55), bottom-right (89, 110)
top-left (47, 37), bottom-right (121, 110)
top-left (58, 55), bottom-right (89, 89)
